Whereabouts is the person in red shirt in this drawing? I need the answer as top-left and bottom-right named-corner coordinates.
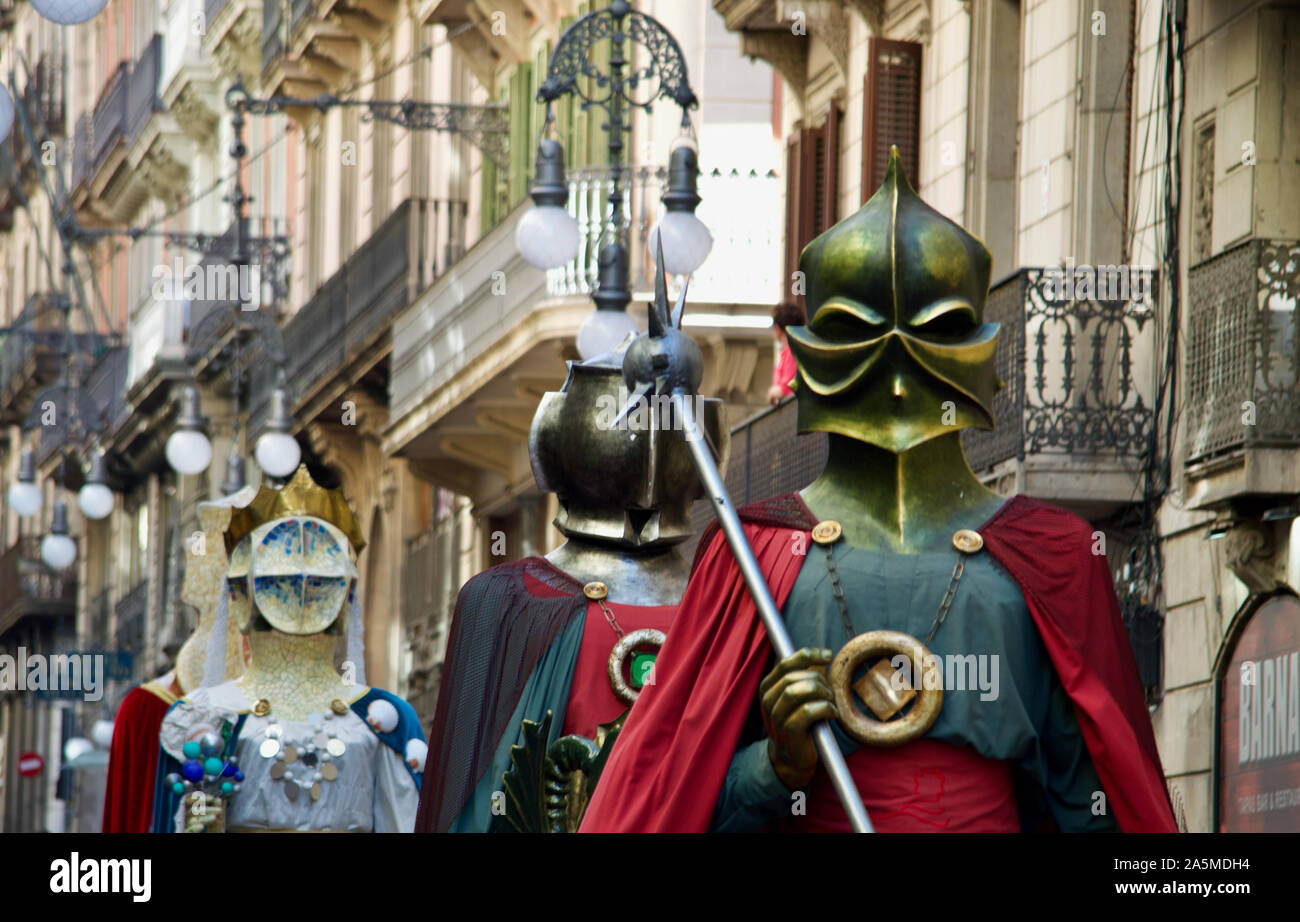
top-left (766, 301), bottom-right (804, 405)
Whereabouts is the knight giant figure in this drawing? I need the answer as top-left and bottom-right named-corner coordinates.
top-left (581, 149), bottom-right (1177, 833)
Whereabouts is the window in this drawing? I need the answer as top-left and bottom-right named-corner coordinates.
top-left (784, 101), bottom-right (842, 314)
top-left (862, 38), bottom-right (922, 198)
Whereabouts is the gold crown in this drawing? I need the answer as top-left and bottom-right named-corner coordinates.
top-left (223, 465), bottom-right (366, 555)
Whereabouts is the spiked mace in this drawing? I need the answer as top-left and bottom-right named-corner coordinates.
top-left (610, 245), bottom-right (875, 833)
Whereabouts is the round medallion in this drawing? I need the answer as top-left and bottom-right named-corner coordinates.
top-left (270, 761), bottom-right (286, 780)
top-left (583, 581), bottom-right (608, 600)
top-left (258, 738), bottom-right (281, 759)
top-left (283, 744), bottom-right (298, 764)
top-left (607, 628), bottom-right (667, 706)
top-left (310, 782), bottom-right (322, 802)
top-left (952, 529), bottom-right (984, 554)
top-left (253, 699), bottom-right (271, 717)
top-left (811, 520), bottom-right (843, 545)
top-left (320, 762), bottom-right (339, 782)
top-left (283, 779), bottom-right (299, 801)
top-left (330, 699), bottom-right (348, 716)
top-left (326, 738), bottom-right (346, 758)
top-left (828, 630), bottom-right (944, 747)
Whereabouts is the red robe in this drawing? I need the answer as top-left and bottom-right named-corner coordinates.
top-left (101, 677), bottom-right (178, 833)
top-left (580, 494), bottom-right (1177, 833)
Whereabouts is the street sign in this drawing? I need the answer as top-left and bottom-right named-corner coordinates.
top-left (17, 751), bottom-right (44, 777)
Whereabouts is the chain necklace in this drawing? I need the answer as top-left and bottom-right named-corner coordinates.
top-left (811, 520), bottom-right (985, 745)
top-left (821, 540), bottom-right (966, 647)
top-left (583, 581), bottom-right (666, 706)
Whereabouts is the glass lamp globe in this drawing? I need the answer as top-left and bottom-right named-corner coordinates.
top-left (0, 85), bottom-right (13, 145)
top-left (649, 211), bottom-right (714, 275)
top-left (30, 0), bottom-right (110, 25)
top-left (577, 309), bottom-right (641, 361)
top-left (165, 429), bottom-right (213, 475)
top-left (41, 532), bottom-right (77, 569)
top-left (64, 737), bottom-right (94, 763)
top-left (516, 205), bottom-right (581, 270)
top-left (255, 432), bottom-right (301, 478)
top-left (78, 482), bottom-right (114, 520)
top-left (91, 719), bottom-right (115, 749)
top-left (7, 480), bottom-right (42, 517)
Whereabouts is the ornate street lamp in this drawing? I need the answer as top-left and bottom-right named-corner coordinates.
top-left (164, 385), bottom-right (213, 476)
top-left (516, 0), bottom-right (712, 359)
top-left (253, 383), bottom-right (301, 479)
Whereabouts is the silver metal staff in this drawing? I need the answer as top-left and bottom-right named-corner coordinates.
top-left (611, 246), bottom-right (874, 833)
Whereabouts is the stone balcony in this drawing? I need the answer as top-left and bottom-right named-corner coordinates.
top-left (961, 265), bottom-right (1159, 519)
top-left (0, 537), bottom-right (76, 640)
top-left (1182, 238), bottom-right (1300, 509)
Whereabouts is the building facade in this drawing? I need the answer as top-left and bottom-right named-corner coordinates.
top-left (714, 0), bottom-right (1300, 832)
top-left (0, 0), bottom-right (781, 830)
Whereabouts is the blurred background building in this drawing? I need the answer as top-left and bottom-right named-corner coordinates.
top-left (0, 0), bottom-right (1296, 833)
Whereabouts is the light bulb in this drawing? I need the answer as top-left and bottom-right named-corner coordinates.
top-left (63, 737), bottom-right (94, 763)
top-left (649, 211), bottom-right (714, 275)
top-left (7, 480), bottom-right (42, 517)
top-left (516, 205), bottom-right (581, 270)
top-left (0, 85), bottom-right (13, 145)
top-left (165, 429), bottom-right (213, 475)
top-left (41, 532), bottom-right (77, 569)
top-left (91, 719), bottom-right (115, 749)
top-left (577, 310), bottom-right (641, 360)
top-left (78, 482), bottom-right (114, 520)
top-left (29, 0), bottom-right (110, 24)
top-left (255, 432), bottom-right (301, 478)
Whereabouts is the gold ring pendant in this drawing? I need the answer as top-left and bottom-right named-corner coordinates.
top-left (828, 629), bottom-right (943, 747)
top-left (607, 628), bottom-right (666, 705)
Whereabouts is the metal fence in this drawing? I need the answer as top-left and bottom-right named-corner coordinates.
top-left (1185, 238), bottom-right (1300, 463)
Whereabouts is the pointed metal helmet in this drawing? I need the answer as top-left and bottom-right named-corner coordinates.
top-left (786, 146), bottom-right (1001, 453)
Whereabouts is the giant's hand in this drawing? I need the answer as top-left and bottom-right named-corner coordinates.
top-left (183, 791), bottom-right (226, 834)
top-left (760, 647), bottom-right (838, 790)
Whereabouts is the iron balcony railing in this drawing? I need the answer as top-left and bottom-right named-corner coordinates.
top-left (86, 346), bottom-right (130, 436)
top-left (0, 293), bottom-right (73, 425)
top-left (205, 0), bottom-right (232, 29)
top-left (545, 165), bottom-right (783, 305)
top-left (85, 589), bottom-right (112, 651)
top-left (261, 0), bottom-right (283, 77)
top-left (23, 53), bottom-right (66, 139)
top-left (250, 196), bottom-right (466, 430)
top-left (126, 35), bottom-right (164, 142)
top-left (1185, 238), bottom-right (1300, 463)
top-left (114, 579), bottom-right (148, 660)
top-left (0, 537), bottom-right (77, 637)
top-left (71, 112), bottom-right (93, 192)
top-left (961, 266), bottom-right (1158, 473)
top-left (91, 61), bottom-right (130, 176)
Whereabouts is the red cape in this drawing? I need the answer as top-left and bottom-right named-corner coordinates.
top-left (580, 494), bottom-right (1176, 833)
top-left (102, 680), bottom-right (176, 833)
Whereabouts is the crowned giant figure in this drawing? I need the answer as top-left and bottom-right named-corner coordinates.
top-left (414, 334), bottom-right (728, 833)
top-left (581, 149), bottom-right (1176, 833)
top-left (153, 466), bottom-right (426, 832)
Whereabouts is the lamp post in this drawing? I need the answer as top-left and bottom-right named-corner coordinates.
top-left (515, 0), bottom-right (713, 358)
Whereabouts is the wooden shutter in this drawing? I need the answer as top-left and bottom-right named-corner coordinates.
top-left (862, 38), bottom-right (922, 201)
top-left (784, 101), bottom-right (842, 312)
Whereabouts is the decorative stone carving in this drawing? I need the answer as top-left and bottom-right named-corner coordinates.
top-left (740, 30), bottom-right (809, 98)
top-left (1223, 521), bottom-right (1282, 595)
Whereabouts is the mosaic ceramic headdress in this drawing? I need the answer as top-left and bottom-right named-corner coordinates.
top-left (248, 516), bottom-right (357, 635)
top-left (223, 465), bottom-right (365, 555)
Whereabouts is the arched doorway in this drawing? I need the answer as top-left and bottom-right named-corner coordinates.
top-left (1214, 591), bottom-right (1300, 831)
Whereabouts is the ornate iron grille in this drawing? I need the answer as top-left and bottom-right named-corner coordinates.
top-left (962, 266), bottom-right (1157, 472)
top-left (1185, 238), bottom-right (1300, 463)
